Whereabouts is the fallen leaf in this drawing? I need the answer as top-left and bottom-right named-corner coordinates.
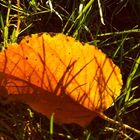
top-left (0, 33), bottom-right (123, 127)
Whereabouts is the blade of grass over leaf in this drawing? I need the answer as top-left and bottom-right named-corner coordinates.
top-left (50, 113), bottom-right (54, 136)
top-left (124, 43), bottom-right (140, 56)
top-left (66, 0), bottom-right (95, 36)
top-left (97, 0), bottom-right (105, 25)
top-left (97, 28), bottom-right (140, 37)
top-left (113, 34), bottom-right (128, 58)
top-left (3, 0), bottom-right (11, 47)
top-left (0, 12), bottom-right (4, 28)
top-left (125, 56), bottom-right (140, 102)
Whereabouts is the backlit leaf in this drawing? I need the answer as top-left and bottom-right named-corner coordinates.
top-left (0, 33), bottom-right (123, 127)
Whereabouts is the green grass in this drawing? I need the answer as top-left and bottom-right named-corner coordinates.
top-left (0, 0), bottom-right (140, 139)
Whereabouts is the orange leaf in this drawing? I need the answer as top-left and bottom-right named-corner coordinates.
top-left (0, 33), bottom-right (123, 127)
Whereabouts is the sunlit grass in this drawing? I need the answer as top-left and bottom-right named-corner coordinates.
top-left (0, 0), bottom-right (140, 139)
